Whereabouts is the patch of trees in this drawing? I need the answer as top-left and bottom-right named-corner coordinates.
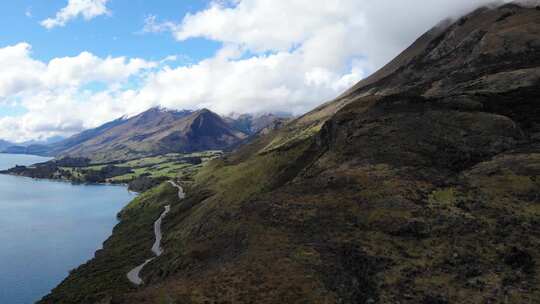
top-left (53, 157), bottom-right (91, 167)
top-left (128, 174), bottom-right (168, 192)
top-left (2, 163), bottom-right (59, 179)
top-left (179, 157), bottom-right (202, 165)
top-left (82, 165), bottom-right (133, 183)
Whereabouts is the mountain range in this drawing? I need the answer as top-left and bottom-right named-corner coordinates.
top-left (0, 139), bottom-right (14, 151)
top-left (38, 3), bottom-right (540, 304)
top-left (1, 108), bottom-right (289, 163)
top-left (225, 112), bottom-right (293, 134)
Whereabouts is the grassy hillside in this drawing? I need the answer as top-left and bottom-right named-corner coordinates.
top-left (40, 4), bottom-right (540, 304)
top-left (3, 151), bottom-right (222, 192)
top-left (39, 183), bottom-right (181, 304)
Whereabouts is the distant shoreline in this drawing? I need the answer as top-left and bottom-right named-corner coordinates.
top-left (0, 152), bottom-right (216, 193)
top-left (0, 171), bottom-right (132, 189)
top-left (0, 151), bottom-right (51, 157)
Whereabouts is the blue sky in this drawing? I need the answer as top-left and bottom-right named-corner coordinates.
top-left (0, 0), bottom-right (498, 142)
top-left (0, 1), bottom-right (218, 62)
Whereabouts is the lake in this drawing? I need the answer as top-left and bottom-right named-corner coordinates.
top-left (0, 154), bottom-right (136, 304)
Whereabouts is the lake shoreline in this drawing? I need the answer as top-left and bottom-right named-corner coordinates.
top-left (0, 171), bottom-right (132, 188)
top-left (0, 153), bottom-right (137, 304)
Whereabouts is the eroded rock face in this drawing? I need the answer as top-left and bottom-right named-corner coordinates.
top-left (346, 4), bottom-right (540, 99)
top-left (321, 96), bottom-right (527, 171)
top-left (318, 3), bottom-right (540, 175)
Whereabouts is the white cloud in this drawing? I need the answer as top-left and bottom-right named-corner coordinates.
top-left (0, 43), bottom-right (157, 142)
top-left (127, 50), bottom-right (365, 116)
top-left (1, 0), bottom-right (521, 142)
top-left (0, 43), bottom-right (44, 98)
top-left (41, 0), bottom-right (111, 29)
top-left (132, 0), bottom-right (506, 114)
top-left (169, 0), bottom-right (511, 67)
top-left (45, 52), bottom-right (156, 87)
top-left (0, 43), bottom-right (155, 97)
top-left (25, 7), bottom-right (33, 18)
top-left (142, 15), bottom-right (178, 34)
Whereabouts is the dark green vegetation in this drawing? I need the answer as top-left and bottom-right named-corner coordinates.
top-left (41, 4), bottom-right (540, 304)
top-left (39, 183), bottom-right (181, 304)
top-left (2, 152), bottom-right (221, 192)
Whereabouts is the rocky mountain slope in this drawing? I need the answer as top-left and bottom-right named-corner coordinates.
top-left (40, 3), bottom-right (540, 304)
top-left (55, 108), bottom-right (247, 163)
top-left (1, 136), bottom-right (65, 155)
top-left (10, 108), bottom-right (248, 163)
top-left (225, 113), bottom-right (292, 135)
top-left (2, 108), bottom-right (287, 163)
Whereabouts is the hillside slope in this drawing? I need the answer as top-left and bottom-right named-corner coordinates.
top-left (225, 113), bottom-right (293, 135)
top-left (50, 108), bottom-right (247, 163)
top-left (41, 4), bottom-right (540, 304)
top-left (6, 108), bottom-right (287, 163)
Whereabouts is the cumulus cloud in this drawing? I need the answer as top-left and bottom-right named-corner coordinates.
top-left (2, 0), bottom-right (522, 142)
top-left (134, 0), bottom-right (510, 114)
top-left (153, 0), bottom-right (507, 66)
top-left (142, 15), bottom-right (179, 34)
top-left (25, 7), bottom-right (33, 18)
top-left (0, 43), bottom-right (155, 97)
top-left (127, 50), bottom-right (366, 116)
top-left (41, 0), bottom-right (110, 29)
top-left (0, 43), bottom-right (156, 141)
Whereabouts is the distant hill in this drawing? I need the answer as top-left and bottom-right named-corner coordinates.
top-left (3, 108), bottom-right (288, 162)
top-left (1, 136), bottom-right (65, 155)
top-left (225, 113), bottom-right (292, 135)
top-left (19, 136), bottom-right (66, 147)
top-left (51, 108), bottom-right (248, 163)
top-left (0, 139), bottom-right (14, 151)
top-left (46, 117), bottom-right (130, 157)
top-left (2, 144), bottom-right (52, 156)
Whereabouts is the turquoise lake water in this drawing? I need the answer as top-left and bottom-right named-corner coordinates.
top-left (0, 154), bottom-right (136, 304)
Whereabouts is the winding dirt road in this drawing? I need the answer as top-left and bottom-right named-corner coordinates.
top-left (126, 181), bottom-right (184, 285)
top-left (168, 181), bottom-right (186, 200)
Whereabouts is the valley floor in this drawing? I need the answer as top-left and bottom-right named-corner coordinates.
top-left (0, 151), bottom-right (222, 192)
